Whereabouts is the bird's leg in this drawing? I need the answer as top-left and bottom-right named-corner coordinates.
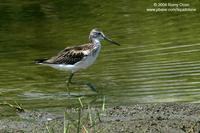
top-left (66, 73), bottom-right (97, 93)
top-left (66, 73), bottom-right (74, 94)
top-left (76, 81), bottom-right (97, 92)
top-left (85, 82), bottom-right (97, 92)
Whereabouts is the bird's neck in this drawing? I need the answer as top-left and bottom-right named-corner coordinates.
top-left (90, 38), bottom-right (101, 46)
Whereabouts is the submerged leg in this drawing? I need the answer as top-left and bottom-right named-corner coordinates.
top-left (67, 73), bottom-right (97, 95)
top-left (85, 82), bottom-right (97, 92)
top-left (66, 72), bottom-right (97, 93)
top-left (66, 73), bottom-right (74, 94)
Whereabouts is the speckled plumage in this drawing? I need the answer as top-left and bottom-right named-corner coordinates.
top-left (40, 43), bottom-right (95, 65)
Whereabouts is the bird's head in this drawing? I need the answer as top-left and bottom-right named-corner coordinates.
top-left (89, 28), bottom-right (120, 46)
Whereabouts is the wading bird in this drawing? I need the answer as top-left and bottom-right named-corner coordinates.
top-left (35, 28), bottom-right (120, 93)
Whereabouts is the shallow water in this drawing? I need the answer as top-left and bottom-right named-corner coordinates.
top-left (0, 0), bottom-right (200, 116)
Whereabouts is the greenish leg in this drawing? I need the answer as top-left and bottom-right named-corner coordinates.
top-left (66, 73), bottom-right (74, 95)
top-left (66, 73), bottom-right (97, 93)
top-left (85, 82), bottom-right (97, 92)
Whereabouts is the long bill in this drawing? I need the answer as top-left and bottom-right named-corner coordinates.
top-left (104, 36), bottom-right (120, 46)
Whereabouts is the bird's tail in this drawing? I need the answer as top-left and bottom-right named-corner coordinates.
top-left (35, 58), bottom-right (48, 64)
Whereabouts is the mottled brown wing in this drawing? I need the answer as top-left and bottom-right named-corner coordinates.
top-left (44, 44), bottom-right (93, 65)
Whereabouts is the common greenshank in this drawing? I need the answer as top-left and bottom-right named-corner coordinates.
top-left (36, 28), bottom-right (120, 93)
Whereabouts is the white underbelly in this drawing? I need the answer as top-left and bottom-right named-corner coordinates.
top-left (44, 64), bottom-right (75, 72)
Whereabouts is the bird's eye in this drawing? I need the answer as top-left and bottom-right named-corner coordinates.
top-left (97, 32), bottom-right (101, 35)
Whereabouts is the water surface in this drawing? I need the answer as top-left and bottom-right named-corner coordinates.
top-left (0, 0), bottom-right (200, 116)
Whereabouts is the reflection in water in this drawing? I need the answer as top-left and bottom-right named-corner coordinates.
top-left (0, 0), bottom-right (200, 116)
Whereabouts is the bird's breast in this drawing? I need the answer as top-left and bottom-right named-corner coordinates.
top-left (92, 46), bottom-right (101, 57)
top-left (74, 45), bottom-right (101, 69)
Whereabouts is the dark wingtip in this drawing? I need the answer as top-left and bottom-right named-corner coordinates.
top-left (35, 58), bottom-right (47, 64)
